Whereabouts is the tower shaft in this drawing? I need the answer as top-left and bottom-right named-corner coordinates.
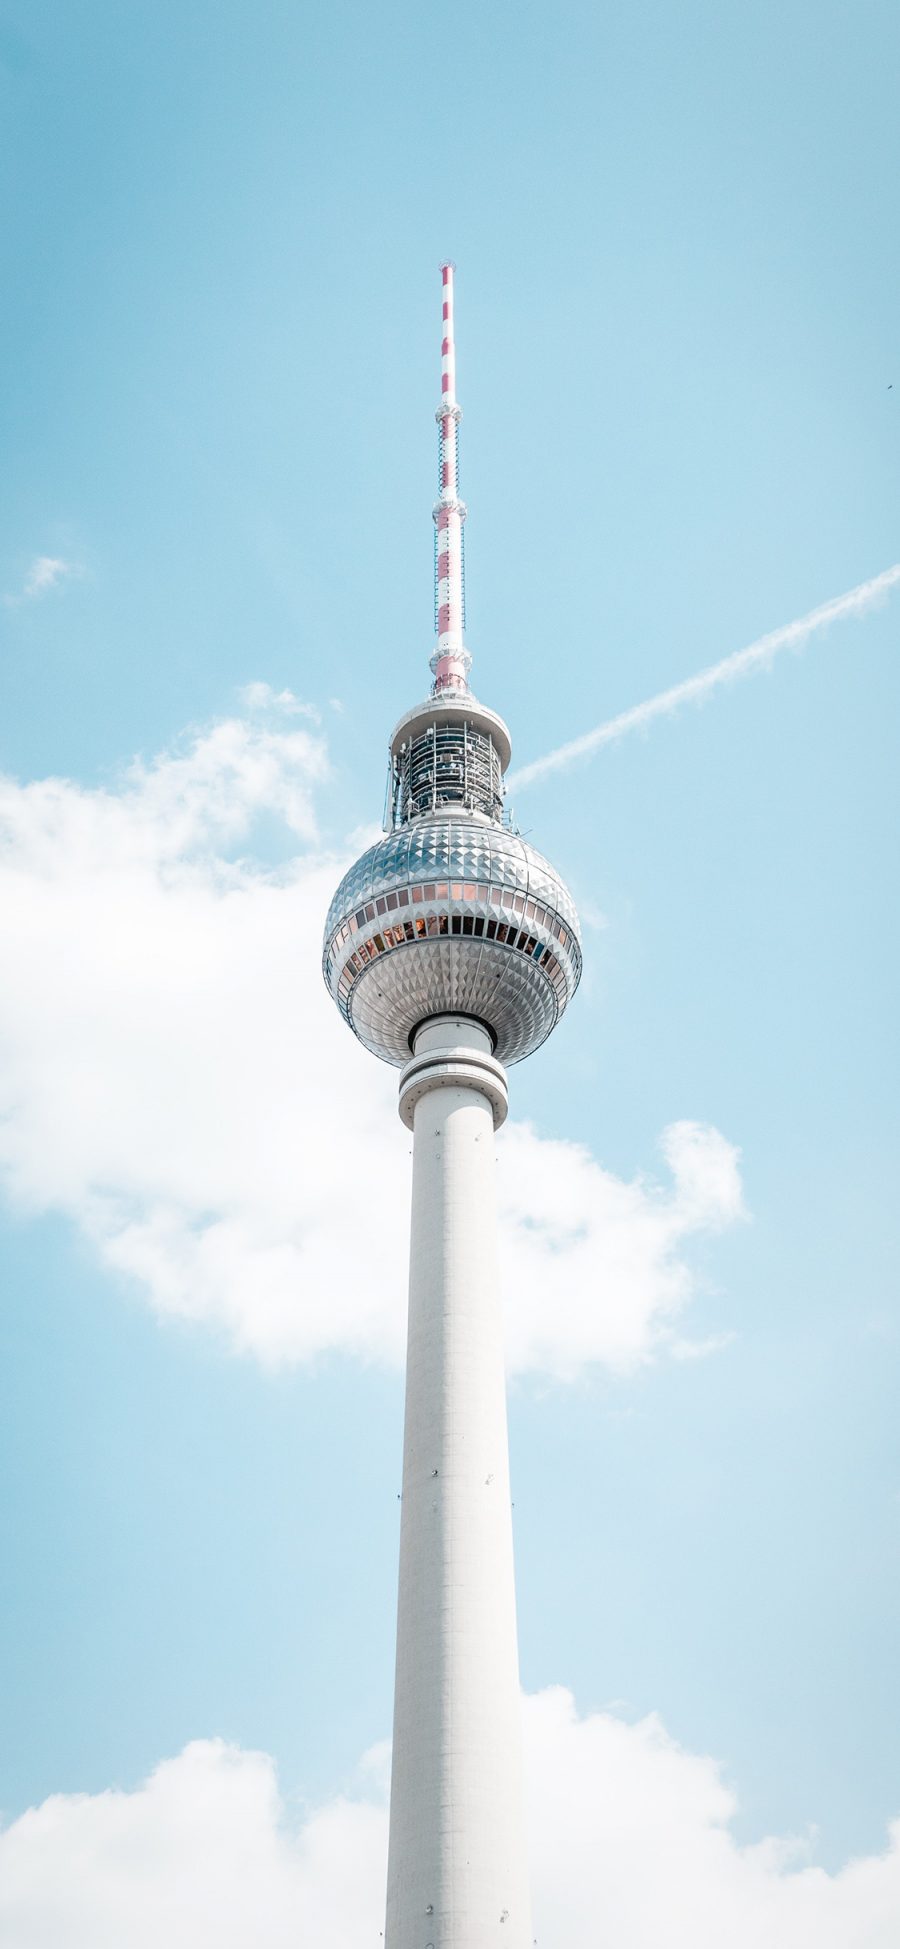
top-left (386, 1017), bottom-right (533, 1949)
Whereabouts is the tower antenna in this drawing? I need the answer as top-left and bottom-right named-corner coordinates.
top-left (430, 262), bottom-right (472, 696)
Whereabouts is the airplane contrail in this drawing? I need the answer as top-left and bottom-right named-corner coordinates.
top-left (508, 563), bottom-right (900, 793)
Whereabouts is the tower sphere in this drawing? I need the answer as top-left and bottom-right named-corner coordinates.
top-left (323, 692), bottom-right (581, 1067)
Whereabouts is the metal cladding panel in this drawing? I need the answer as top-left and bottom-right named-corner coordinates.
top-left (348, 939), bottom-right (553, 1067)
top-left (324, 820), bottom-right (580, 940)
top-left (323, 817), bottom-right (582, 1067)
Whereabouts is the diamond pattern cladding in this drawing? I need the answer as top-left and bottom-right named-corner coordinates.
top-left (322, 816), bottom-right (582, 1068)
top-left (325, 820), bottom-right (580, 940)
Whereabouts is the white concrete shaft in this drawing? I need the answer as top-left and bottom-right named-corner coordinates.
top-left (386, 1018), bottom-right (533, 1949)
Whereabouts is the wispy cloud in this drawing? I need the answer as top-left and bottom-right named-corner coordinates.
top-left (4, 555), bottom-right (82, 607)
top-left (25, 556), bottom-right (73, 597)
top-left (237, 681), bottom-right (320, 720)
top-left (509, 563), bottom-right (900, 792)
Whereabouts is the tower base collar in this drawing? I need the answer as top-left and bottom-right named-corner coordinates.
top-left (398, 1015), bottom-right (509, 1129)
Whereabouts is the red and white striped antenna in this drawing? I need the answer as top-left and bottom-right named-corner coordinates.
top-left (430, 262), bottom-right (472, 696)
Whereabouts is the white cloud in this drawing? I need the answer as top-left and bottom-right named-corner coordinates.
top-left (2, 1695), bottom-right (898, 1947)
top-left (499, 1119), bottom-right (744, 1379)
top-left (0, 1738), bottom-right (386, 1948)
top-left (4, 556), bottom-right (81, 605)
top-left (526, 1690), bottom-right (900, 1949)
top-left (0, 706), bottom-right (743, 1376)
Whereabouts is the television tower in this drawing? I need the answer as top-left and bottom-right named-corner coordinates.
top-left (323, 265), bottom-right (582, 1949)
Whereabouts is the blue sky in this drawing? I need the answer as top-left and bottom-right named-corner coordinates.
top-left (0, 2), bottom-right (898, 1940)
